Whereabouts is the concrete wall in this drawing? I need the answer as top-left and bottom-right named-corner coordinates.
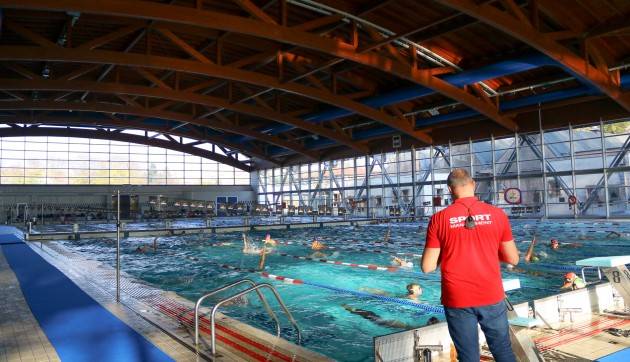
top-left (0, 184), bottom-right (256, 208)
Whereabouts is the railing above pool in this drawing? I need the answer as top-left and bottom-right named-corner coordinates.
top-left (194, 278), bottom-right (302, 356)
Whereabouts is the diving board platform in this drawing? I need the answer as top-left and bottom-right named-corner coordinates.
top-left (0, 234), bottom-right (174, 362)
top-left (576, 255), bottom-right (630, 307)
top-left (576, 255), bottom-right (630, 267)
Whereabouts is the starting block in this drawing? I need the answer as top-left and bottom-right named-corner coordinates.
top-left (576, 256), bottom-right (630, 307)
top-left (503, 278), bottom-right (521, 292)
top-left (503, 278), bottom-right (544, 362)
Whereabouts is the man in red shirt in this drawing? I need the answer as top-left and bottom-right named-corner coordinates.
top-left (421, 169), bottom-right (519, 362)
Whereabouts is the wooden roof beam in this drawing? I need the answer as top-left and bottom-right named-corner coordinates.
top-left (436, 0), bottom-right (630, 112)
top-left (0, 77), bottom-right (368, 153)
top-left (0, 99), bottom-right (320, 159)
top-left (0, 123), bottom-right (255, 170)
top-left (77, 24), bottom-right (143, 50)
top-left (0, 0), bottom-right (510, 137)
top-left (0, 46), bottom-right (418, 144)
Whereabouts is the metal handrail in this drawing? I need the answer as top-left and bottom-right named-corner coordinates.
top-left (208, 283), bottom-right (302, 356)
top-left (194, 279), bottom-right (281, 346)
top-left (581, 266), bottom-right (602, 283)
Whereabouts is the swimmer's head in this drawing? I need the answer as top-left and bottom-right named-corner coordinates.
top-left (564, 272), bottom-right (577, 282)
top-left (531, 255), bottom-right (540, 262)
top-left (563, 272), bottom-right (578, 288)
top-left (426, 317), bottom-right (439, 326)
top-left (550, 239), bottom-right (559, 249)
top-left (407, 283), bottom-right (422, 296)
top-left (506, 264), bottom-right (515, 270)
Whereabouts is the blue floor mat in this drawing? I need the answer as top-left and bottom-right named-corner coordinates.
top-left (0, 234), bottom-right (173, 362)
top-left (596, 347), bottom-right (630, 362)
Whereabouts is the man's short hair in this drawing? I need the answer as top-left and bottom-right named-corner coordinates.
top-left (447, 168), bottom-right (473, 187)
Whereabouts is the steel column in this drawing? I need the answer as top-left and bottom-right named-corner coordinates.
top-left (601, 119), bottom-right (610, 219)
top-left (116, 189), bottom-right (120, 303)
top-left (569, 124), bottom-right (578, 218)
top-left (539, 106), bottom-right (548, 218)
top-left (491, 134), bottom-right (498, 205)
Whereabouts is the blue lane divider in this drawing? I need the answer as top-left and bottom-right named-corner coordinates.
top-left (176, 251), bottom-right (447, 314)
top-left (302, 280), bottom-right (445, 314)
top-left (534, 263), bottom-right (585, 272)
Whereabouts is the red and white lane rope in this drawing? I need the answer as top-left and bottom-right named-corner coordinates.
top-left (270, 240), bottom-right (423, 258)
top-left (275, 252), bottom-right (402, 272)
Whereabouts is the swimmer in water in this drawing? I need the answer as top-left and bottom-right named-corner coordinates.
top-left (342, 304), bottom-right (413, 329)
top-left (406, 283), bottom-right (422, 301)
top-left (263, 233), bottom-right (277, 246)
top-left (606, 231), bottom-right (622, 239)
top-left (359, 284), bottom-right (423, 300)
top-left (310, 250), bottom-right (340, 259)
top-left (383, 227), bottom-right (391, 243)
top-left (505, 263), bottom-right (545, 277)
top-left (426, 316), bottom-right (440, 326)
top-left (242, 233), bottom-right (269, 255)
top-left (550, 238), bottom-right (582, 249)
top-left (561, 272), bottom-right (586, 290)
top-left (391, 256), bottom-right (414, 268)
top-left (135, 245), bottom-right (150, 253)
top-left (525, 236), bottom-right (541, 263)
top-left (311, 239), bottom-right (326, 251)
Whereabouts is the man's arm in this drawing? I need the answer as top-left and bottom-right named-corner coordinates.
top-left (421, 247), bottom-right (441, 273)
top-left (499, 240), bottom-right (519, 265)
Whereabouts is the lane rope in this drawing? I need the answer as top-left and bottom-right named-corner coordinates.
top-left (178, 254), bottom-right (445, 314)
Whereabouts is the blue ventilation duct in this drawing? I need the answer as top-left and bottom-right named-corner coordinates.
top-left (240, 53), bottom-right (557, 142)
top-left (267, 73), bottom-right (630, 156)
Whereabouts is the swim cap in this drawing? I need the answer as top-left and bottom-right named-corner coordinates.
top-left (551, 239), bottom-right (559, 244)
top-left (564, 272), bottom-right (577, 281)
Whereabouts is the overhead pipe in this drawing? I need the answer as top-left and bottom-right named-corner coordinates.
top-left (240, 53), bottom-right (557, 140)
top-left (267, 74), bottom-right (630, 156)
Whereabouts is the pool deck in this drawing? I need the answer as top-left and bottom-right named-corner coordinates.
top-left (420, 312), bottom-right (630, 362)
top-left (0, 243), bottom-right (197, 362)
top-left (0, 247), bottom-right (60, 362)
top-left (0, 233), bottom-right (330, 362)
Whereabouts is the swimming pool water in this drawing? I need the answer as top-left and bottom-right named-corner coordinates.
top-left (55, 220), bottom-right (630, 361)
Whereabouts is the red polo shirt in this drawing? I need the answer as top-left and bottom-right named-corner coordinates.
top-left (425, 197), bottom-right (513, 308)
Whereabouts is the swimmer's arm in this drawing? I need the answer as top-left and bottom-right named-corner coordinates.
top-left (499, 240), bottom-right (519, 265)
top-left (421, 247), bottom-right (441, 273)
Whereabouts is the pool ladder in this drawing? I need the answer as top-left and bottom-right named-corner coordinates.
top-left (194, 279), bottom-right (302, 356)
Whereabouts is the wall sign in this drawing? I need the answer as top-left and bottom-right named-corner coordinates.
top-left (504, 188), bottom-right (522, 205)
top-left (392, 135), bottom-right (402, 148)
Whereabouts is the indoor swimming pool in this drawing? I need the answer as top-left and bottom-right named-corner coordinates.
top-left (50, 220), bottom-right (630, 361)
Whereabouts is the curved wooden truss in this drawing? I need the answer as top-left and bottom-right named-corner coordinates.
top-left (0, 124), bottom-right (253, 171)
top-left (0, 0), bottom-right (516, 135)
top-left (436, 0), bottom-right (630, 112)
top-left (0, 45), bottom-right (433, 144)
top-left (0, 99), bottom-right (321, 160)
top-left (0, 78), bottom-right (368, 153)
top-left (1, 111), bottom-right (277, 165)
top-left (1, 0), bottom-right (628, 170)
